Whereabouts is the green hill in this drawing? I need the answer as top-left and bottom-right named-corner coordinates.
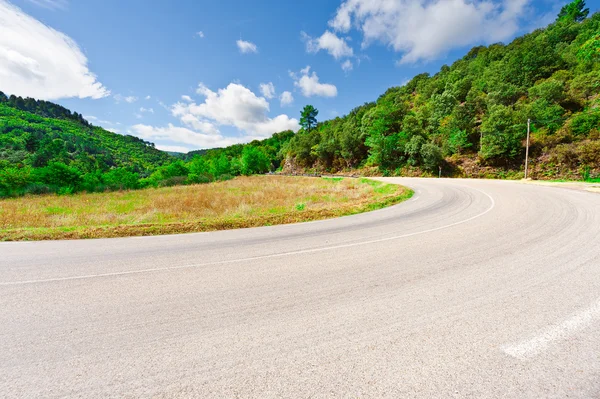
top-left (0, 96), bottom-right (174, 196)
top-left (283, 4), bottom-right (599, 180)
top-left (0, 94), bottom-right (294, 197)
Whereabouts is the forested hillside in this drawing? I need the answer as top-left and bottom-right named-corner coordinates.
top-left (0, 97), bottom-right (294, 196)
top-left (283, 4), bottom-right (600, 179)
top-left (0, 101), bottom-right (176, 196)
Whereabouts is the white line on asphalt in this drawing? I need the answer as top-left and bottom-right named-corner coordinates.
top-left (0, 187), bottom-right (494, 286)
top-left (502, 298), bottom-right (600, 360)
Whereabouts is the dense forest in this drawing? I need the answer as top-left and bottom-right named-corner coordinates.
top-left (0, 1), bottom-right (598, 198)
top-left (283, 3), bottom-right (599, 179)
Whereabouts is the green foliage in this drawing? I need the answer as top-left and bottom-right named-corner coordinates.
top-left (33, 162), bottom-right (82, 188)
top-left (578, 35), bottom-right (600, 61)
top-left (102, 169), bottom-right (140, 190)
top-left (0, 97), bottom-right (174, 197)
top-left (420, 144), bottom-right (443, 171)
top-left (300, 105), bottom-right (318, 132)
top-left (570, 112), bottom-right (600, 136)
top-left (447, 129), bottom-right (472, 154)
top-left (557, 0), bottom-right (589, 23)
top-left (241, 146), bottom-right (270, 175)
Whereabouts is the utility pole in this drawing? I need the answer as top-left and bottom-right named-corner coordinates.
top-left (524, 118), bottom-right (531, 180)
top-left (480, 130), bottom-right (483, 151)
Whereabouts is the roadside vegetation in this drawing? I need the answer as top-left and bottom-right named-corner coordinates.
top-left (0, 176), bottom-right (412, 241)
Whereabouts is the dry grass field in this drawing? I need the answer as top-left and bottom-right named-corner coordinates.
top-left (0, 176), bottom-right (412, 241)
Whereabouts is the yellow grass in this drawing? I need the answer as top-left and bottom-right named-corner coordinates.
top-left (0, 176), bottom-right (412, 241)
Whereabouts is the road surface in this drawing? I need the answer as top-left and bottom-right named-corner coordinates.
top-left (1, 178), bottom-right (599, 398)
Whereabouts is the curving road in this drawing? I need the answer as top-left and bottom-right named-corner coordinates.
top-left (1, 178), bottom-right (600, 398)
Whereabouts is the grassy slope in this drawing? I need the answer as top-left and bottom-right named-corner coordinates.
top-left (0, 176), bottom-right (412, 241)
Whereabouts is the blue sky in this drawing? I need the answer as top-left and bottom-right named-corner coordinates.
top-left (1, 0), bottom-right (597, 152)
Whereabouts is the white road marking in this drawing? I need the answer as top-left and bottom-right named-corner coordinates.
top-left (503, 298), bottom-right (600, 360)
top-left (0, 187), bottom-right (493, 286)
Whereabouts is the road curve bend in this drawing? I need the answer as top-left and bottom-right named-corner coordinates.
top-left (1, 178), bottom-right (599, 398)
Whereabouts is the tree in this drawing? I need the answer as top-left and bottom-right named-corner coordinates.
top-left (420, 144), bottom-right (443, 171)
top-left (300, 105), bottom-right (318, 132)
top-left (578, 35), bottom-right (600, 61)
top-left (557, 0), bottom-right (589, 23)
top-left (241, 146), bottom-right (270, 175)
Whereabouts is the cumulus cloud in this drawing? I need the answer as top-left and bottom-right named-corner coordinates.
top-left (328, 0), bottom-right (530, 63)
top-left (291, 66), bottom-right (337, 98)
top-left (131, 124), bottom-right (245, 152)
top-left (259, 82), bottom-right (275, 99)
top-left (0, 0), bottom-right (109, 100)
top-left (302, 30), bottom-right (354, 59)
top-left (236, 39), bottom-right (258, 54)
top-left (280, 91), bottom-right (294, 107)
top-left (171, 82), bottom-right (299, 137)
top-left (145, 95), bottom-right (151, 100)
top-left (196, 31), bottom-right (205, 38)
top-left (139, 107), bottom-right (154, 113)
top-left (181, 95), bottom-right (193, 102)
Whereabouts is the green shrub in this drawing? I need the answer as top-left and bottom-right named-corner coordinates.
top-left (420, 143), bottom-right (443, 171)
top-left (570, 112), bottom-right (600, 136)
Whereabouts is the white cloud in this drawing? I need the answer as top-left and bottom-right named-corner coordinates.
top-left (259, 82), bottom-right (275, 99)
top-left (196, 31), bottom-right (205, 38)
top-left (0, 0), bottom-right (109, 100)
top-left (130, 124), bottom-right (245, 152)
top-left (145, 95), bottom-right (151, 100)
top-left (280, 91), bottom-right (294, 107)
top-left (25, 0), bottom-right (66, 10)
top-left (291, 66), bottom-right (337, 98)
top-left (171, 82), bottom-right (299, 137)
top-left (341, 59), bottom-right (353, 73)
top-left (177, 113), bottom-right (221, 135)
top-left (181, 95), bottom-right (193, 102)
top-left (114, 94), bottom-right (138, 103)
top-left (134, 113), bottom-right (143, 119)
top-left (105, 127), bottom-right (120, 134)
top-left (156, 145), bottom-right (194, 154)
top-left (236, 39), bottom-right (258, 54)
top-left (84, 115), bottom-right (115, 125)
top-left (139, 107), bottom-right (154, 113)
top-left (302, 30), bottom-right (354, 59)
top-left (328, 0), bottom-right (530, 63)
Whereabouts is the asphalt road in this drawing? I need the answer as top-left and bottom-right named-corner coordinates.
top-left (1, 178), bottom-right (600, 398)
